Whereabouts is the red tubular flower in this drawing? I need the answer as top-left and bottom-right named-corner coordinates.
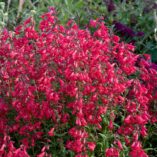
top-left (48, 128), bottom-right (54, 137)
top-left (87, 142), bottom-right (96, 151)
top-left (130, 141), bottom-right (149, 157)
top-left (117, 140), bottom-right (123, 150)
top-left (108, 120), bottom-right (114, 130)
top-left (105, 147), bottom-right (119, 157)
top-left (66, 140), bottom-right (84, 153)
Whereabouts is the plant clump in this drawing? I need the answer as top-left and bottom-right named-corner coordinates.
top-left (0, 8), bottom-right (157, 157)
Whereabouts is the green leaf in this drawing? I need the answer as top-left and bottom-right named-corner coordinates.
top-left (148, 49), bottom-right (157, 63)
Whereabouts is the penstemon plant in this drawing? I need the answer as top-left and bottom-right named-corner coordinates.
top-left (0, 8), bottom-right (157, 157)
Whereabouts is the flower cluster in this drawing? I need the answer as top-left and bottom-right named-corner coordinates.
top-left (114, 21), bottom-right (144, 39)
top-left (0, 8), bottom-right (156, 156)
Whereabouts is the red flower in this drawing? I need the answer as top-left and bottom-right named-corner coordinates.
top-left (105, 147), bottom-right (119, 157)
top-left (48, 128), bottom-right (54, 137)
top-left (129, 148), bottom-right (148, 157)
top-left (87, 142), bottom-right (96, 151)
